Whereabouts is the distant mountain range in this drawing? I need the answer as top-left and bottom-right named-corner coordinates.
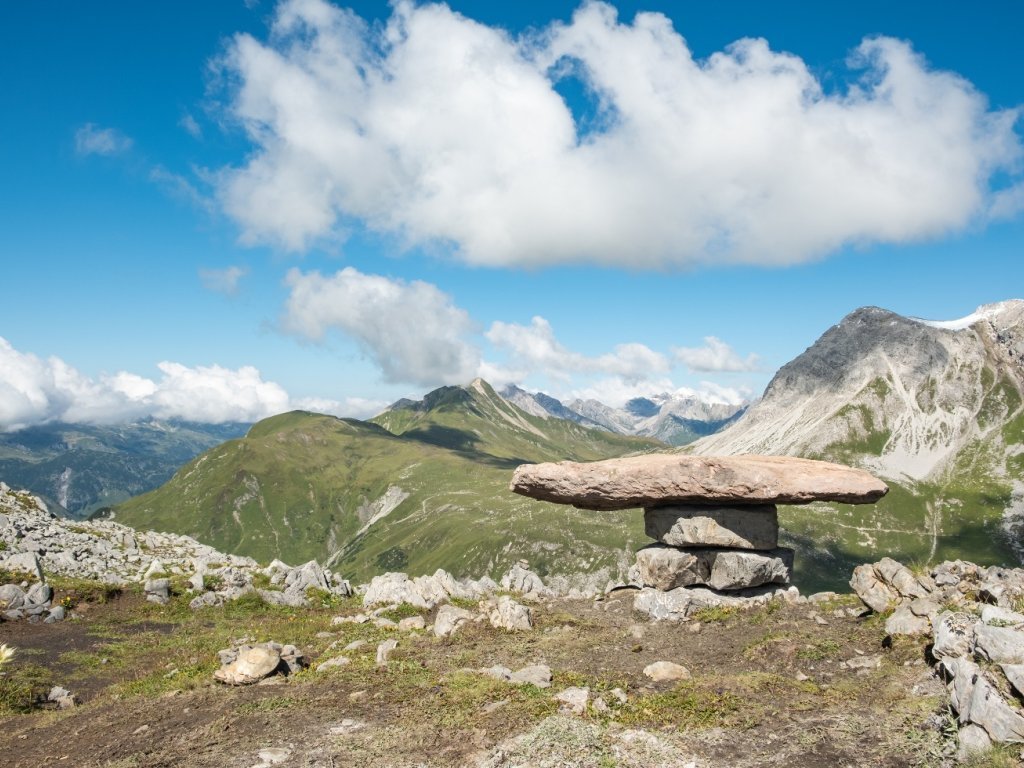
top-left (500, 384), bottom-right (747, 445)
top-left (0, 420), bottom-right (249, 518)
top-left (691, 300), bottom-right (1024, 588)
top-left (114, 380), bottom-right (663, 583)
top-left (11, 300), bottom-right (1023, 594)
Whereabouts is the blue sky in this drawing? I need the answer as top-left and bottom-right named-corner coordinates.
top-left (1, 0), bottom-right (1022, 428)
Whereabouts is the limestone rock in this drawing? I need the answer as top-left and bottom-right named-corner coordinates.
top-left (214, 646), bottom-right (282, 685)
top-left (478, 663), bottom-right (552, 688)
top-left (975, 624), bottom-right (1024, 665)
top-left (434, 604), bottom-right (475, 638)
top-left (1001, 664), bottom-right (1024, 698)
top-left (500, 560), bottom-right (549, 598)
top-left (850, 557), bottom-right (933, 613)
top-left (983, 605), bottom-right (1024, 626)
top-left (633, 583), bottom-right (790, 621)
top-left (376, 638), bottom-right (398, 667)
top-left (885, 605), bottom-right (931, 637)
top-left (555, 686), bottom-right (590, 714)
top-left (643, 661), bottom-right (691, 682)
top-left (487, 596), bottom-right (534, 631)
top-left (636, 544), bottom-right (792, 591)
top-left (398, 616), bottom-right (426, 631)
top-left (957, 724), bottom-right (993, 760)
top-left (933, 612), bottom-right (977, 660)
top-left (510, 454), bottom-right (888, 510)
top-left (645, 504), bottom-right (779, 550)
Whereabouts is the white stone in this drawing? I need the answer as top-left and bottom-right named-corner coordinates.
top-left (643, 661), bottom-right (691, 682)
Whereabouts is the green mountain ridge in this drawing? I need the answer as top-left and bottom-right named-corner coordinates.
top-left (114, 381), bottom-right (665, 583)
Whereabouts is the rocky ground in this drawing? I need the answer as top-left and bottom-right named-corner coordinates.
top-left (0, 577), bottom-right (978, 768)
top-left (1, 483), bottom-right (1022, 767)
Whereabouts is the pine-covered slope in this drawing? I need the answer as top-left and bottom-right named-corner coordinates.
top-left (691, 301), bottom-right (1024, 589)
top-left (115, 382), bottom-right (664, 583)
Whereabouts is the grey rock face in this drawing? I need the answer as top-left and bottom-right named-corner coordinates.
top-left (933, 612), bottom-right (977, 660)
top-left (645, 504), bottom-right (778, 550)
top-left (636, 544), bottom-right (792, 591)
top-left (974, 624), bottom-right (1024, 664)
top-left (510, 454), bottom-right (888, 510)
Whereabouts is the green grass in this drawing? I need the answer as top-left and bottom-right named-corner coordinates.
top-left (0, 662), bottom-right (54, 714)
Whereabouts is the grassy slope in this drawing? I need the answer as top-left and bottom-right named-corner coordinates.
top-left (117, 390), bottom-right (663, 582)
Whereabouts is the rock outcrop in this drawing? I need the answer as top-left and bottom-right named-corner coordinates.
top-left (852, 557), bottom-right (1024, 756)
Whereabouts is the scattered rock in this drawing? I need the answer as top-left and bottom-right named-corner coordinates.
top-left (316, 656), bottom-right (351, 672)
top-left (554, 686), bottom-right (590, 715)
top-left (487, 595), bottom-right (533, 631)
top-left (643, 661), bottom-right (691, 682)
top-left (214, 645), bottom-right (283, 686)
top-left (46, 685), bottom-right (77, 709)
top-left (398, 616), bottom-right (426, 631)
top-left (376, 638), bottom-right (398, 667)
top-left (434, 604), bottom-right (476, 638)
top-left (933, 612), bottom-right (977, 660)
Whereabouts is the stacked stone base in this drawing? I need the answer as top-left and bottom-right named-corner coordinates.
top-left (634, 504), bottom-right (794, 617)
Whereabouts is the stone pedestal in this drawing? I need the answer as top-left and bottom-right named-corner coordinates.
top-left (636, 503), bottom-right (791, 594)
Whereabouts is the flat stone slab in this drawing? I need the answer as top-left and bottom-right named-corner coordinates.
top-left (636, 544), bottom-right (793, 591)
top-left (510, 454), bottom-right (888, 510)
top-left (645, 505), bottom-right (778, 550)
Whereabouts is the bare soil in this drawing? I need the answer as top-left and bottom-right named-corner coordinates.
top-left (0, 590), bottom-right (952, 768)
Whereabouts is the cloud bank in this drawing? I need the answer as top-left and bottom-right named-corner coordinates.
top-left (215, 0), bottom-right (1022, 267)
top-left (0, 337), bottom-right (327, 431)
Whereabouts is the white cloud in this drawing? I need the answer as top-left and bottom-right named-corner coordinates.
top-left (213, 0), bottom-right (1023, 267)
top-left (0, 337), bottom-right (294, 430)
top-left (199, 265), bottom-right (248, 295)
top-left (293, 395), bottom-right (388, 420)
top-left (74, 123), bottom-right (133, 156)
top-left (282, 267), bottom-right (481, 386)
top-left (180, 113), bottom-right (202, 138)
top-left (486, 316), bottom-right (668, 381)
top-left (673, 336), bottom-right (760, 372)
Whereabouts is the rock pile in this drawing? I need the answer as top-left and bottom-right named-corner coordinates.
top-left (852, 557), bottom-right (1024, 757)
top-left (512, 454), bottom-right (888, 618)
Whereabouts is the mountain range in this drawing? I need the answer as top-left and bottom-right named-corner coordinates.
top-left (10, 300), bottom-right (1023, 593)
top-left (500, 384), bottom-right (747, 446)
top-left (692, 300), bottom-right (1024, 588)
top-left (0, 420), bottom-right (249, 518)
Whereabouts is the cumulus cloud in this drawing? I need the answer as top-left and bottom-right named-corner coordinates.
top-left (486, 316), bottom-right (668, 381)
top-left (282, 267), bottom-right (481, 386)
top-left (74, 123), bottom-right (133, 156)
top-left (213, 0), bottom-right (1022, 267)
top-left (0, 337), bottom-right (294, 430)
top-left (673, 336), bottom-right (760, 372)
top-left (199, 265), bottom-right (248, 295)
top-left (293, 395), bottom-right (388, 419)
